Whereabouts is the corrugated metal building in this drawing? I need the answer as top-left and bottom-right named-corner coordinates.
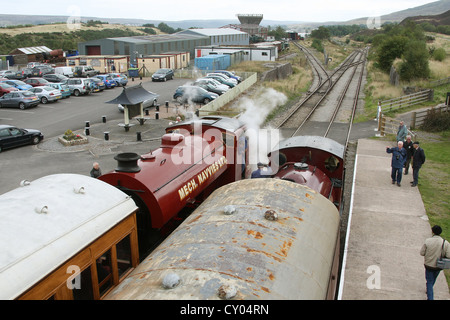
top-left (77, 29), bottom-right (249, 67)
top-left (78, 33), bottom-right (208, 65)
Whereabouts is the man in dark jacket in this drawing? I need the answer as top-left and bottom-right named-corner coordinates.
top-left (411, 141), bottom-right (426, 187)
top-left (386, 141), bottom-right (407, 186)
top-left (403, 135), bottom-right (414, 175)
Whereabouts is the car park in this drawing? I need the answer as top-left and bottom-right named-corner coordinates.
top-left (109, 73), bottom-right (128, 87)
top-left (74, 66), bottom-right (98, 78)
top-left (66, 78), bottom-right (92, 96)
top-left (0, 124), bottom-right (44, 153)
top-left (0, 83), bottom-right (19, 97)
top-left (152, 68), bottom-right (174, 82)
top-left (31, 65), bottom-right (54, 77)
top-left (89, 77), bottom-right (106, 91)
top-left (43, 74), bottom-right (69, 83)
top-left (173, 86), bottom-right (218, 104)
top-left (95, 74), bottom-right (117, 89)
top-left (22, 68), bottom-right (34, 79)
top-left (215, 70), bottom-right (242, 83)
top-left (28, 86), bottom-right (62, 104)
top-left (47, 83), bottom-right (71, 99)
top-left (0, 80), bottom-right (33, 91)
top-left (24, 78), bottom-right (51, 87)
top-left (0, 91), bottom-right (40, 109)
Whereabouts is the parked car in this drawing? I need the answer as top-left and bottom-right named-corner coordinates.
top-left (173, 86), bottom-right (218, 104)
top-left (86, 78), bottom-right (100, 93)
top-left (0, 70), bottom-right (25, 80)
top-left (207, 73), bottom-right (238, 85)
top-left (0, 124), bottom-right (44, 153)
top-left (66, 78), bottom-right (92, 96)
top-left (195, 78), bottom-right (229, 94)
top-left (74, 66), bottom-right (98, 78)
top-left (21, 68), bottom-right (34, 79)
top-left (47, 83), bottom-right (71, 99)
top-left (31, 65), bottom-right (54, 77)
top-left (0, 80), bottom-right (33, 91)
top-left (89, 77), bottom-right (106, 91)
top-left (43, 74), bottom-right (68, 83)
top-left (152, 68), bottom-right (174, 82)
top-left (108, 73), bottom-right (128, 86)
top-left (204, 74), bottom-right (236, 88)
top-left (54, 66), bottom-right (73, 78)
top-left (95, 74), bottom-right (116, 89)
top-left (24, 78), bottom-right (51, 87)
top-left (28, 86), bottom-right (62, 104)
top-left (0, 91), bottom-right (40, 109)
top-left (118, 91), bottom-right (159, 112)
top-left (215, 70), bottom-right (242, 83)
top-left (0, 83), bottom-right (19, 97)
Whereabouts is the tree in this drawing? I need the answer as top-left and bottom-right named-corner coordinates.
top-left (375, 35), bottom-right (408, 72)
top-left (399, 40), bottom-right (430, 81)
top-left (311, 26), bottom-right (330, 40)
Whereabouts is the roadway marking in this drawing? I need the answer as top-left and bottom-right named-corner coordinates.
top-left (0, 109), bottom-right (35, 114)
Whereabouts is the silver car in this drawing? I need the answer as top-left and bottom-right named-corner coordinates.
top-left (66, 78), bottom-right (92, 96)
top-left (28, 86), bottom-right (62, 104)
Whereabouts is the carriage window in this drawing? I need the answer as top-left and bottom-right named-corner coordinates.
top-left (117, 235), bottom-right (133, 279)
top-left (97, 250), bottom-right (113, 296)
top-left (324, 156), bottom-right (340, 172)
top-left (72, 267), bottom-right (94, 300)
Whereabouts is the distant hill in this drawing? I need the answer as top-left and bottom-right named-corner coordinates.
top-left (400, 9), bottom-right (450, 26)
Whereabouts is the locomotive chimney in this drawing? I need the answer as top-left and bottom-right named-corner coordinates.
top-left (114, 153), bottom-right (141, 173)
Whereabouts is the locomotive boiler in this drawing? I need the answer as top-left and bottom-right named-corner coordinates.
top-left (104, 135), bottom-right (345, 300)
top-left (99, 116), bottom-right (248, 256)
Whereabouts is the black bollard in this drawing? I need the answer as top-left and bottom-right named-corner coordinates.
top-left (104, 132), bottom-right (109, 141)
top-left (102, 115), bottom-right (106, 123)
top-left (136, 132), bottom-right (142, 141)
top-left (85, 127), bottom-right (90, 136)
top-left (85, 121), bottom-right (90, 128)
top-left (155, 112), bottom-right (159, 120)
top-left (165, 101), bottom-right (169, 112)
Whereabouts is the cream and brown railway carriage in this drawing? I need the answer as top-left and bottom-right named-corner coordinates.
top-left (0, 174), bottom-right (139, 300)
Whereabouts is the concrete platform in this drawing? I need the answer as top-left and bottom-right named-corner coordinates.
top-left (338, 138), bottom-right (449, 300)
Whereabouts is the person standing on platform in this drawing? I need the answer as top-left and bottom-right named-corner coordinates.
top-left (411, 141), bottom-right (426, 187)
top-left (404, 135), bottom-right (414, 175)
top-left (420, 225), bottom-right (450, 300)
top-left (397, 121), bottom-right (408, 142)
top-left (386, 141), bottom-right (406, 187)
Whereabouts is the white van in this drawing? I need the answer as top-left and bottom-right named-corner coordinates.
top-left (55, 67), bottom-right (73, 78)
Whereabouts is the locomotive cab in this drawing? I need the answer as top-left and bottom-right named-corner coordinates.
top-left (269, 136), bottom-right (345, 210)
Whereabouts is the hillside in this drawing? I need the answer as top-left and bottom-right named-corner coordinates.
top-left (401, 9), bottom-right (450, 26)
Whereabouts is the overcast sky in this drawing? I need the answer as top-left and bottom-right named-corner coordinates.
top-left (4, 0), bottom-right (441, 22)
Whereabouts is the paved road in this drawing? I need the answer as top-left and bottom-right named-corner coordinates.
top-left (0, 77), bottom-right (190, 195)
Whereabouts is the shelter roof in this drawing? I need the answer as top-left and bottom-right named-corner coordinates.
top-left (106, 83), bottom-right (159, 105)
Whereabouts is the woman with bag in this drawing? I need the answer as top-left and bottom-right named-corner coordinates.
top-left (420, 225), bottom-right (450, 300)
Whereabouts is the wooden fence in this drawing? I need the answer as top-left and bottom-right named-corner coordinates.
top-left (379, 89), bottom-right (433, 113)
top-left (429, 76), bottom-right (450, 88)
top-left (377, 114), bottom-right (417, 140)
top-left (409, 104), bottom-right (449, 129)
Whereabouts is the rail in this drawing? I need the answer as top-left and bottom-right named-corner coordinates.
top-left (379, 89), bottom-right (433, 113)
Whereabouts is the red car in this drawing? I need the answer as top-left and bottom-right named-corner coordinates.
top-left (0, 83), bottom-right (19, 97)
top-left (24, 78), bottom-right (50, 87)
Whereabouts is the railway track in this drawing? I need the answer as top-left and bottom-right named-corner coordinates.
top-left (275, 42), bottom-right (368, 152)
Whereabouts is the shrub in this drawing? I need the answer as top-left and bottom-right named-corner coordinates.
top-left (432, 48), bottom-right (447, 62)
top-left (420, 109), bottom-right (450, 132)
